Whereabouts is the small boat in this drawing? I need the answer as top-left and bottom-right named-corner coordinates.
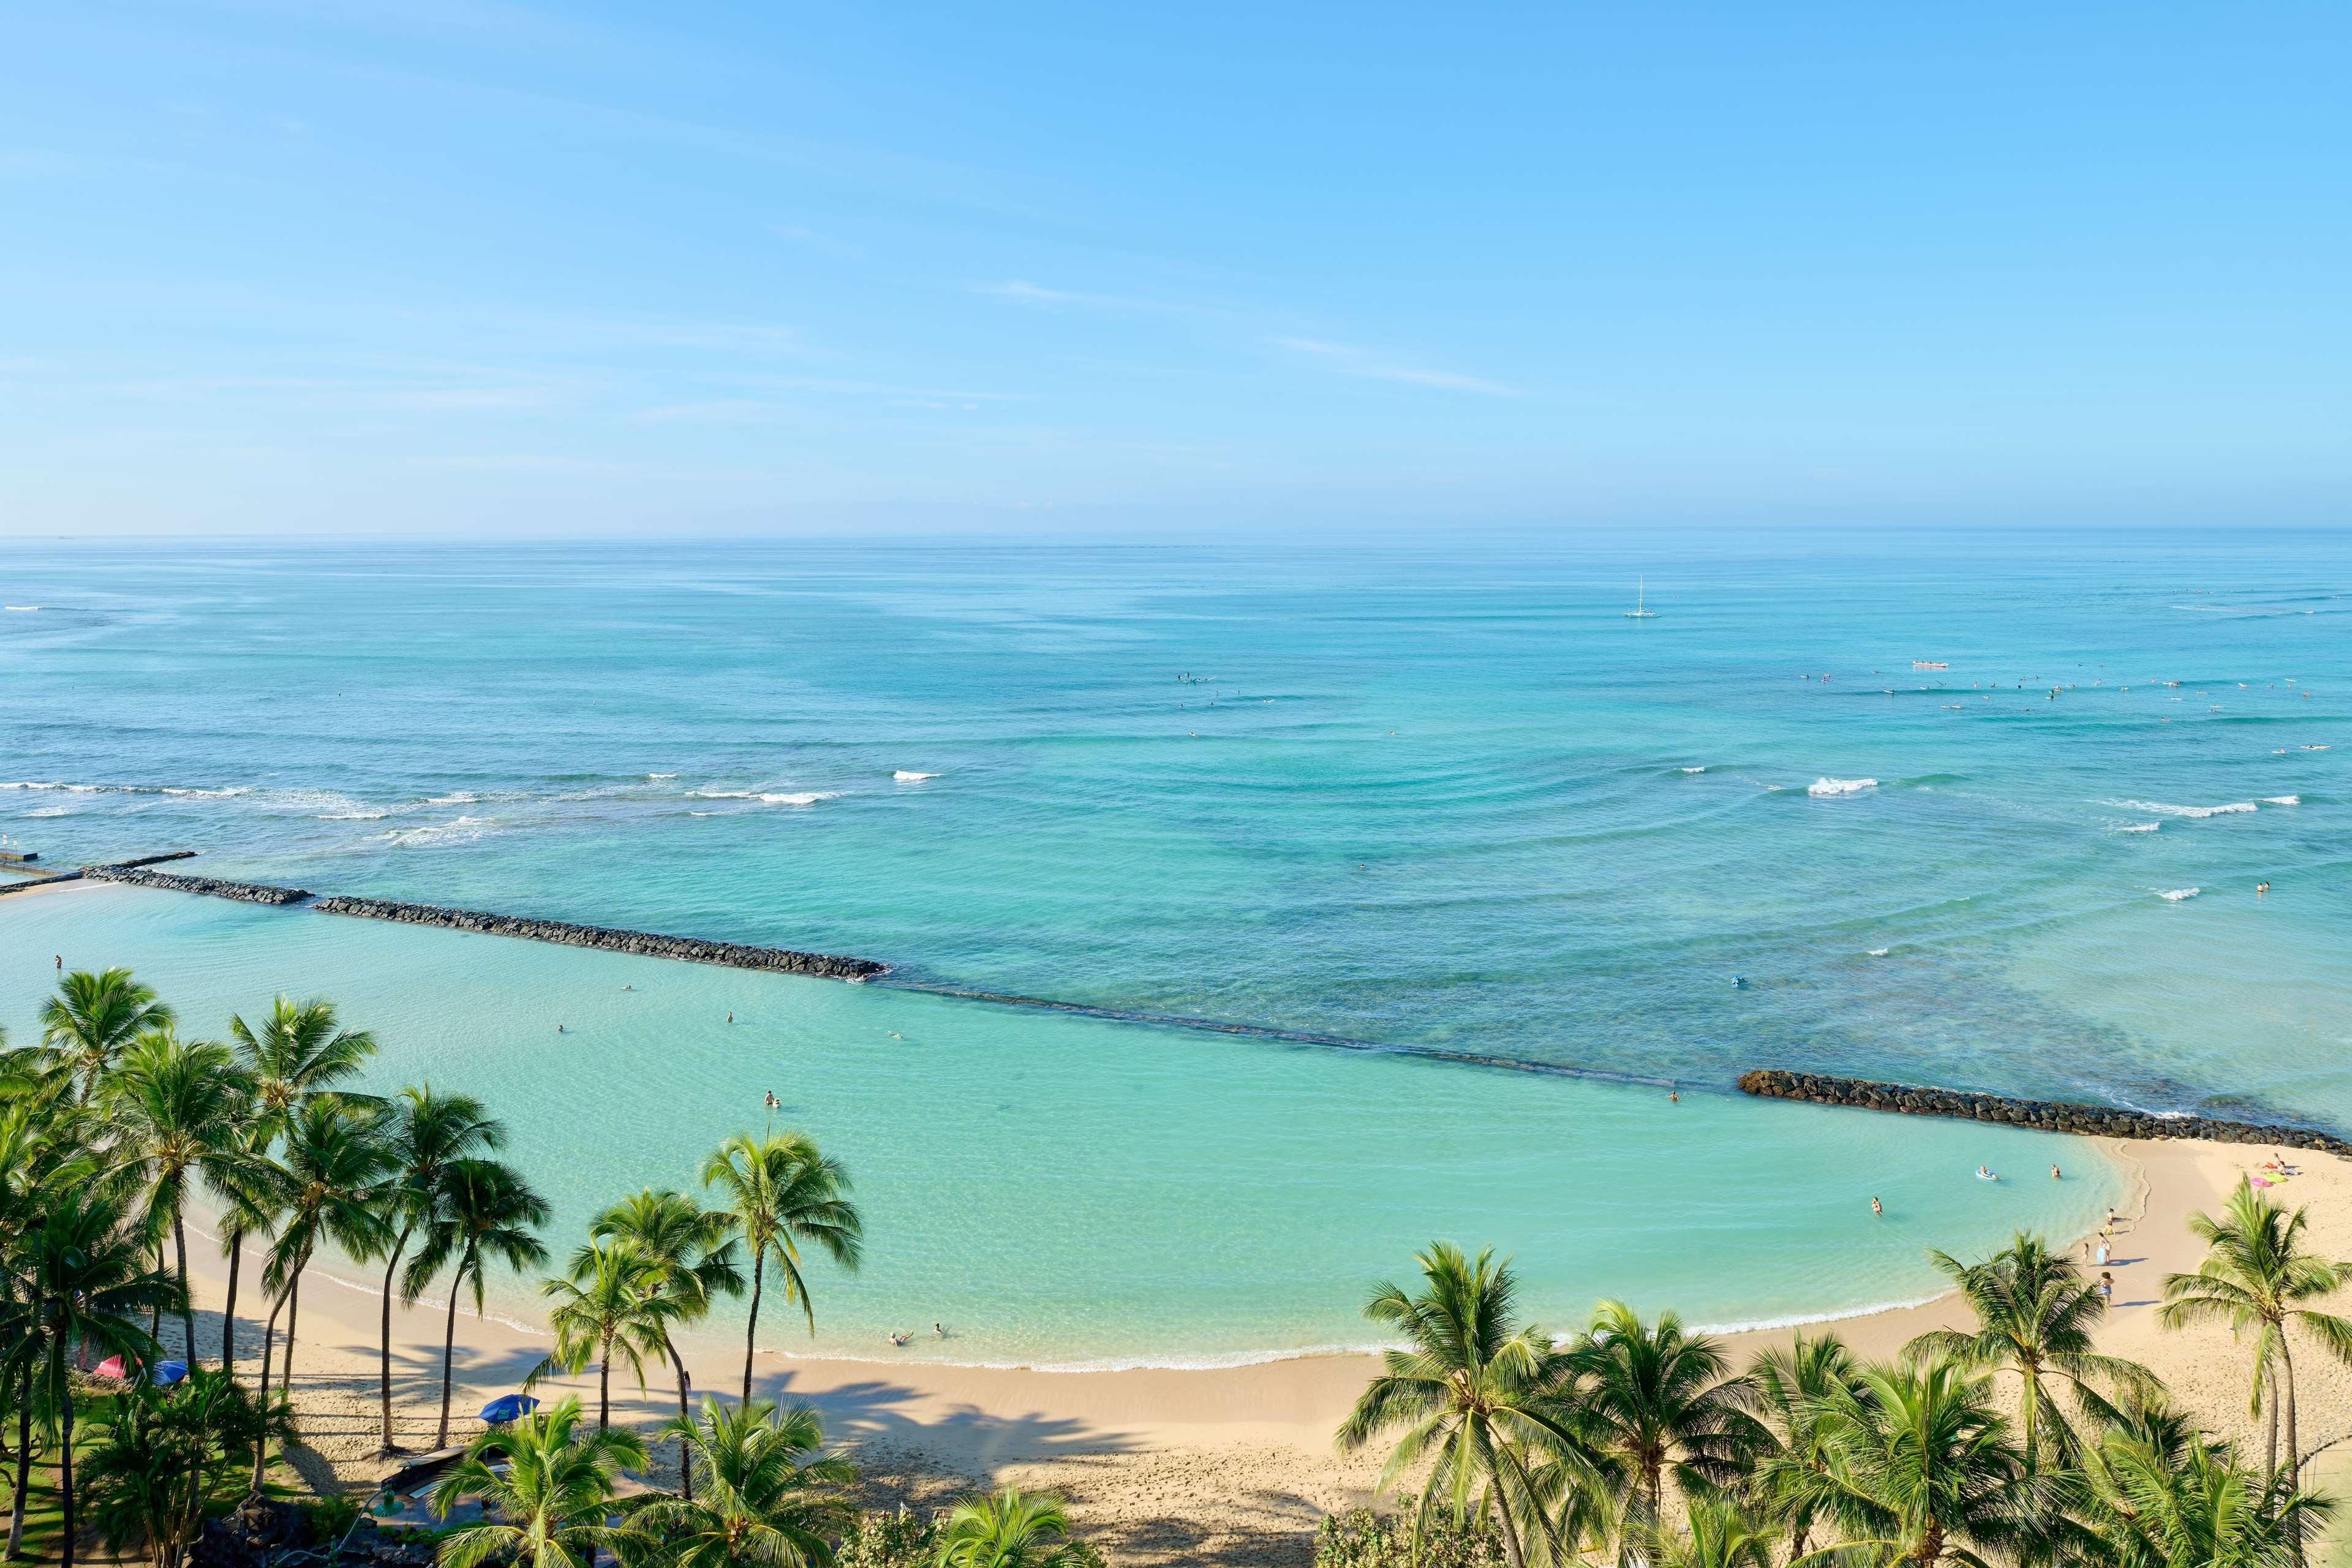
top-left (1623, 576), bottom-right (1657, 619)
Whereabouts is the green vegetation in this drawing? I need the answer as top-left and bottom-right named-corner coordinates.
top-left (1337, 1223), bottom-right (2350, 1568)
top-left (8, 958), bottom-right (2349, 1568)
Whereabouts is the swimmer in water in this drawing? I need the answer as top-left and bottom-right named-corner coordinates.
top-left (622, 984), bottom-right (634, 991)
top-left (887, 1331), bottom-right (908, 1348)
top-left (726, 1012), bottom-right (733, 1025)
top-left (2051, 1163), bottom-right (2062, 1180)
top-left (1668, 1090), bottom-right (1679, 1102)
top-left (1871, 1197), bottom-right (1883, 1216)
top-left (933, 1322), bottom-right (946, 1338)
top-left (2258, 881), bottom-right (2271, 896)
top-left (1977, 1166), bottom-right (1996, 1180)
top-left (556, 1023), bottom-right (565, 1034)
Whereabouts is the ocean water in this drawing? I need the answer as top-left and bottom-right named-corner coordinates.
top-left (2, 529), bottom-right (2344, 1362)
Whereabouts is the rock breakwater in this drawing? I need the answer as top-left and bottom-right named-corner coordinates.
top-left (85, 865), bottom-right (314, 905)
top-left (311, 895), bottom-right (887, 981)
top-left (1739, 1069), bottom-right (2350, 1154)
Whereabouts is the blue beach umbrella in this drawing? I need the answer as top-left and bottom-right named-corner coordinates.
top-left (478, 1393), bottom-right (539, 1425)
top-left (153, 1360), bottom-right (190, 1386)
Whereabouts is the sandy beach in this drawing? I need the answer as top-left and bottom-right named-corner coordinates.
top-left (145, 1133), bottom-right (2351, 1567)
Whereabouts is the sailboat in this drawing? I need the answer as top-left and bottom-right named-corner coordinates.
top-left (1623, 576), bottom-right (1657, 619)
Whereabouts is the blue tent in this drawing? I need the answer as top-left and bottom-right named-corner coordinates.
top-left (478, 1393), bottom-right (540, 1425)
top-left (153, 1361), bottom-right (190, 1386)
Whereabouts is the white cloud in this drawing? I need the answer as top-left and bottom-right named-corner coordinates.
top-left (1273, 337), bottom-right (1518, 396)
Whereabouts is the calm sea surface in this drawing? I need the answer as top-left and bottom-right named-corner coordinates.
top-left (2, 530), bottom-right (2342, 1364)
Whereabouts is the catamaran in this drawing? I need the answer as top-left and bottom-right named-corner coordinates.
top-left (1623, 576), bottom-right (1657, 618)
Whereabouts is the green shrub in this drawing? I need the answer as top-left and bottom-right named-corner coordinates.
top-left (837, 1506), bottom-right (940, 1568)
top-left (1315, 1507), bottom-right (1507, 1568)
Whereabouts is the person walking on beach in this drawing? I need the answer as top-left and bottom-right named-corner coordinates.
top-left (2099, 1272), bottom-right (2114, 1305)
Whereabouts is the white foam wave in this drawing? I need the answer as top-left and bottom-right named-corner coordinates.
top-left (756, 1340), bottom-right (1406, 1375)
top-left (2114, 822), bottom-right (2160, 834)
top-left (758, 791), bottom-right (837, 806)
top-left (893, 771), bottom-right (939, 782)
top-left (1867, 948), bottom-right (1890, 957)
top-left (2156, 888), bottom-right (2201, 902)
top-left (1679, 766), bottom-right (1707, 774)
top-left (2, 606), bottom-right (37, 612)
top-left (427, 791), bottom-right (481, 805)
top-left (26, 805), bottom-right (68, 818)
top-left (376, 815), bottom-right (494, 847)
top-left (317, 809), bottom-right (392, 820)
top-left (1691, 1292), bottom-right (1950, 1338)
top-left (1808, 777), bottom-right (1877, 797)
top-left (2264, 796), bottom-right (2301, 806)
top-left (647, 772), bottom-right (678, 780)
top-left (2112, 799), bottom-right (2257, 818)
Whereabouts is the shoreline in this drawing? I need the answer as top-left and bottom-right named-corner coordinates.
top-left (153, 1132), bottom-right (2352, 1567)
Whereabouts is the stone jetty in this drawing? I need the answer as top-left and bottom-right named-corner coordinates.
top-left (85, 865), bottom-right (314, 905)
top-left (311, 895), bottom-right (887, 980)
top-left (1739, 1069), bottom-right (2350, 1154)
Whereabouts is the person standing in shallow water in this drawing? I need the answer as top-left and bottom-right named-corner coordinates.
top-left (1871, 1196), bottom-right (1883, 1216)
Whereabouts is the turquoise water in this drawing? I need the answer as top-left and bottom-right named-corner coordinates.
top-left (2, 883), bottom-right (2123, 1367)
top-left (2, 529), bottom-right (2345, 1361)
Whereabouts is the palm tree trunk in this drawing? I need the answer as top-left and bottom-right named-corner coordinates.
top-left (251, 1289), bottom-right (287, 1494)
top-left (598, 1341), bottom-right (612, 1432)
top-left (1917, 1520), bottom-right (1945, 1568)
top-left (149, 1235), bottom-right (165, 1345)
top-left (666, 1339), bottom-right (694, 1502)
top-left (282, 1275), bottom-right (303, 1417)
top-left (2263, 1358), bottom-right (2280, 1478)
top-left (1491, 1491), bottom-right (1527, 1568)
top-left (2282, 1334), bottom-right (2304, 1568)
top-left (2021, 1363), bottom-right (2040, 1470)
top-left (173, 1210), bottom-right (197, 1361)
top-left (220, 1227), bottom-right (243, 1381)
top-left (742, 1245), bottom-right (765, 1406)
top-left (377, 1223), bottom-right (413, 1454)
top-left (6, 1359), bottom-right (32, 1560)
top-left (57, 1376), bottom-right (76, 1568)
top-left (436, 1261), bottom-right (467, 1449)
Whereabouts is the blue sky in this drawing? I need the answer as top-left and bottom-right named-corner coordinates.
top-left (4, 2), bottom-right (2348, 535)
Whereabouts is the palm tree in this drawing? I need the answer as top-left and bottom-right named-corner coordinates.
top-left (98, 1030), bottom-right (258, 1360)
top-left (700, 1131), bottom-right (863, 1406)
top-left (404, 1156), bottom-right (551, 1447)
top-left (1907, 1232), bottom-right (2155, 1469)
top-left (2079, 1394), bottom-right (2328, 1568)
top-left (628, 1396), bottom-right (858, 1568)
top-left (221, 992), bottom-right (374, 1384)
top-left (1563, 1300), bottom-right (1760, 1532)
top-left (534, 1239), bottom-right (677, 1432)
top-left (1336, 1242), bottom-right (1594, 1568)
top-left (42, 968), bottom-right (173, 1103)
top-left (252, 1098), bottom-right (393, 1492)
top-left (1749, 1332), bottom-right (1859, 1559)
top-left (20, 1186), bottom-right (181, 1568)
top-left (589, 1188), bottom-right (743, 1498)
top-left (429, 1396), bottom-right (646, 1568)
top-left (214, 1152), bottom-right (287, 1385)
top-left (0, 1070), bottom-right (103, 1561)
top-left (371, 1086), bottom-right (506, 1455)
top-left (2160, 1184), bottom-right (2352, 1486)
top-left (229, 995), bottom-right (380, 1118)
top-left (934, 1488), bottom-right (1090, 1568)
top-left (1803, 1356), bottom-right (2035, 1568)
top-left (1650, 1496), bottom-right (1778, 1568)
